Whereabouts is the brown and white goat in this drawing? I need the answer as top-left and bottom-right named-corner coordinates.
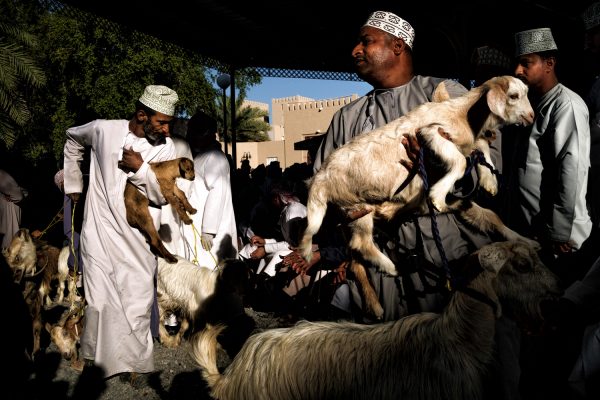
top-left (157, 256), bottom-right (251, 348)
top-left (2, 228), bottom-right (76, 307)
top-left (46, 302), bottom-right (85, 371)
top-left (299, 76), bottom-right (537, 280)
top-left (125, 157), bottom-right (197, 263)
top-left (192, 240), bottom-right (561, 400)
top-left (2, 228), bottom-right (78, 358)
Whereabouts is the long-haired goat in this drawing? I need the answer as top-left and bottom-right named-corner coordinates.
top-left (192, 240), bottom-right (561, 400)
top-left (157, 256), bottom-right (253, 349)
top-left (298, 76), bottom-right (537, 280)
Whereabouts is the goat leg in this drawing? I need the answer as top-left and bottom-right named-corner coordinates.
top-left (350, 260), bottom-right (384, 320)
top-left (348, 214), bottom-right (397, 276)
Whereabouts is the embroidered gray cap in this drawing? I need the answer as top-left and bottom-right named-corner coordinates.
top-left (363, 11), bottom-right (415, 49)
top-left (514, 28), bottom-right (557, 57)
top-left (582, 2), bottom-right (600, 31)
top-left (138, 85), bottom-right (179, 116)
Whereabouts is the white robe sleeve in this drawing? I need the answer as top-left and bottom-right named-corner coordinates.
top-left (64, 120), bottom-right (96, 195)
top-left (201, 152), bottom-right (231, 235)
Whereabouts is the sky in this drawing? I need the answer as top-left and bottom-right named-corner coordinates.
top-left (245, 77), bottom-right (372, 111)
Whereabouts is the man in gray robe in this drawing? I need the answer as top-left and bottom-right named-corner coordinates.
top-left (309, 11), bottom-right (522, 400)
top-left (313, 11), bottom-right (493, 321)
top-left (63, 85), bottom-right (178, 382)
top-left (512, 28), bottom-right (593, 279)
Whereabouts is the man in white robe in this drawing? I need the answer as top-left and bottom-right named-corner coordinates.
top-left (63, 85), bottom-right (179, 381)
top-left (185, 111), bottom-right (238, 265)
top-left (0, 169), bottom-right (27, 251)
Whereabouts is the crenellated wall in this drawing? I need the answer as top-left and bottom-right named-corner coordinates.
top-left (233, 94), bottom-right (359, 170)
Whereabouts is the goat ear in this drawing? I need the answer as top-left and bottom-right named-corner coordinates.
top-left (486, 82), bottom-right (507, 119)
top-left (432, 82), bottom-right (450, 103)
top-left (477, 242), bottom-right (510, 273)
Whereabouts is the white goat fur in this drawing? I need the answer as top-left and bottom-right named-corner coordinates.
top-left (299, 76), bottom-right (536, 277)
top-left (192, 240), bottom-right (560, 400)
top-left (157, 256), bottom-right (220, 347)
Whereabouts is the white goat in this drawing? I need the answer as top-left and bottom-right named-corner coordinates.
top-left (192, 240), bottom-right (561, 400)
top-left (157, 256), bottom-right (220, 348)
top-left (298, 75), bottom-right (537, 278)
top-left (157, 256), bottom-right (251, 348)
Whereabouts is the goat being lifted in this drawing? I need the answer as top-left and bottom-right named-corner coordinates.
top-left (298, 75), bottom-right (537, 277)
top-left (125, 157), bottom-right (196, 263)
top-left (192, 240), bottom-right (561, 400)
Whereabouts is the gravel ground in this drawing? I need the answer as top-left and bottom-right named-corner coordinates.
top-left (19, 308), bottom-right (293, 400)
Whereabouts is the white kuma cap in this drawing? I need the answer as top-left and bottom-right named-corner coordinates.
top-left (138, 85), bottom-right (179, 116)
top-left (363, 11), bottom-right (415, 49)
top-left (514, 28), bottom-right (557, 57)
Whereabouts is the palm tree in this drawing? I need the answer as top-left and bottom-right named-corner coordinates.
top-left (216, 91), bottom-right (270, 142)
top-left (0, 22), bottom-right (46, 149)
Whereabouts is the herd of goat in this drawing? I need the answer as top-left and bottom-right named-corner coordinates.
top-left (1, 76), bottom-right (568, 399)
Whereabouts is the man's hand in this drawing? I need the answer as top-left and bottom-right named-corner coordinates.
top-left (250, 246), bottom-right (266, 260)
top-left (283, 249), bottom-right (320, 275)
top-left (68, 193), bottom-right (81, 203)
top-left (552, 240), bottom-right (575, 255)
top-left (250, 236), bottom-right (266, 247)
top-left (118, 148), bottom-right (144, 173)
top-left (401, 133), bottom-right (421, 170)
top-left (201, 233), bottom-right (215, 250)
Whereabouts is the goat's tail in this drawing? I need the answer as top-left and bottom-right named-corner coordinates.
top-left (191, 324), bottom-right (226, 390)
top-left (298, 176), bottom-right (329, 262)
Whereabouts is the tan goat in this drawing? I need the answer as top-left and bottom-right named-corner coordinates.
top-left (299, 76), bottom-right (537, 280)
top-left (192, 240), bottom-right (561, 400)
top-left (124, 157), bottom-right (196, 263)
top-left (46, 302), bottom-right (85, 371)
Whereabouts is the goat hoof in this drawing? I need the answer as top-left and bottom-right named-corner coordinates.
top-left (377, 260), bottom-right (398, 276)
top-left (368, 303), bottom-right (384, 320)
top-left (430, 199), bottom-right (447, 213)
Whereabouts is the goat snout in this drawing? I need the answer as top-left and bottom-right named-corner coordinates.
top-left (522, 111), bottom-right (534, 126)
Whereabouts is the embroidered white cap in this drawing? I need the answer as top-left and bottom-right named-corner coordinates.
top-left (363, 11), bottom-right (415, 49)
top-left (54, 169), bottom-right (64, 190)
top-left (514, 28), bottom-right (557, 57)
top-left (138, 85), bottom-right (179, 116)
top-left (582, 2), bottom-right (600, 31)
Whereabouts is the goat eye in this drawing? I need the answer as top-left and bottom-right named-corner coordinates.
top-left (510, 94), bottom-right (519, 100)
top-left (513, 258), bottom-right (530, 272)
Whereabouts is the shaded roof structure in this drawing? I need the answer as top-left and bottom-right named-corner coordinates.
top-left (57, 0), bottom-right (593, 83)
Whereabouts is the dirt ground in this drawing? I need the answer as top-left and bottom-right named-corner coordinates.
top-left (15, 308), bottom-right (293, 400)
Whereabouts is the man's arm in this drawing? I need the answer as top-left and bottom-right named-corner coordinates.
top-left (63, 121), bottom-right (95, 199)
top-left (202, 153), bottom-right (231, 235)
top-left (549, 101), bottom-right (590, 251)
